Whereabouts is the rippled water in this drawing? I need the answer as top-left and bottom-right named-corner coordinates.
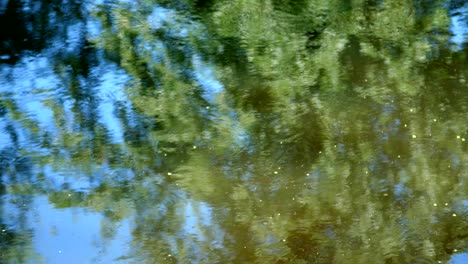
top-left (1, 1), bottom-right (467, 263)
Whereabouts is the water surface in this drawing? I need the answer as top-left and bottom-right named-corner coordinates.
top-left (1, 0), bottom-right (467, 263)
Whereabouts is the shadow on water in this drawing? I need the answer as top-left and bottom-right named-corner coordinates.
top-left (0, 0), bottom-right (467, 263)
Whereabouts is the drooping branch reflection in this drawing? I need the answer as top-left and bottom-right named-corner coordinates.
top-left (0, 0), bottom-right (466, 263)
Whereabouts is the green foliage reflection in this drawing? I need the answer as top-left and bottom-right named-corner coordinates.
top-left (0, 0), bottom-right (467, 263)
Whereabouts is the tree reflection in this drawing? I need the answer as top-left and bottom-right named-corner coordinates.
top-left (0, 146), bottom-right (35, 263)
top-left (0, 0), bottom-right (467, 263)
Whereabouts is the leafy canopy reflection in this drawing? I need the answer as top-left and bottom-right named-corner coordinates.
top-left (0, 0), bottom-right (467, 263)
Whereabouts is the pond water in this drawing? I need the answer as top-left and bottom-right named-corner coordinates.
top-left (0, 1), bottom-right (467, 263)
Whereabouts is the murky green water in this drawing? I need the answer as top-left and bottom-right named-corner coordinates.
top-left (1, 0), bottom-right (467, 263)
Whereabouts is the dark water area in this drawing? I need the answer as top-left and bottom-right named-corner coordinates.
top-left (1, 0), bottom-right (467, 263)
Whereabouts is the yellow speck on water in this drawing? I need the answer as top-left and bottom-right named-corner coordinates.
top-left (433, 203), bottom-right (437, 207)
top-left (456, 135), bottom-right (460, 139)
top-left (306, 173), bottom-right (310, 176)
top-left (454, 249), bottom-right (458, 252)
top-left (282, 239), bottom-right (286, 242)
top-left (334, 145), bottom-right (337, 148)
top-left (445, 203), bottom-right (448, 206)
top-left (462, 138), bottom-right (466, 142)
top-left (365, 171), bottom-right (368, 174)
top-left (404, 124), bottom-right (408, 127)
top-left (164, 153), bottom-right (167, 156)
top-left (383, 193), bottom-right (388, 197)
top-left (412, 135), bottom-right (417, 139)
top-left (280, 141), bottom-right (283, 144)
top-left (410, 108), bottom-right (413, 112)
top-left (397, 155), bottom-right (401, 158)
top-left (193, 145), bottom-right (197, 149)
top-left (433, 119), bottom-right (437, 122)
top-left (206, 106), bottom-right (210, 109)
top-left (274, 171), bottom-right (278, 174)
top-left (167, 172), bottom-right (172, 176)
top-left (452, 213), bottom-right (457, 217)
